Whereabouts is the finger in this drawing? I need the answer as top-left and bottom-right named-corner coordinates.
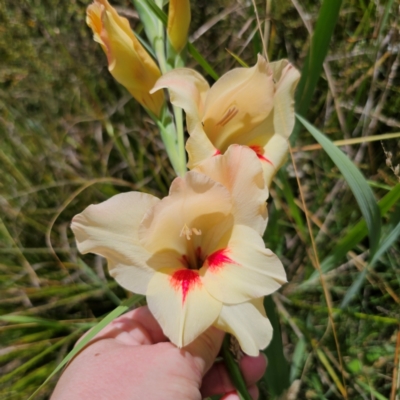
top-left (77, 306), bottom-right (168, 348)
top-left (183, 326), bottom-right (225, 377)
top-left (220, 385), bottom-right (259, 400)
top-left (201, 353), bottom-right (267, 398)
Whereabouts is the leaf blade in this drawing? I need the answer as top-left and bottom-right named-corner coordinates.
top-left (292, 0), bottom-right (343, 143)
top-left (296, 114), bottom-right (381, 256)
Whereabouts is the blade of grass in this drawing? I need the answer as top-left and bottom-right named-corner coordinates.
top-left (77, 258), bottom-right (121, 306)
top-left (356, 380), bottom-right (389, 400)
top-left (290, 337), bottom-right (307, 382)
top-left (341, 219), bottom-right (400, 308)
top-left (292, 0), bottom-right (343, 143)
top-left (225, 48), bottom-right (249, 67)
top-left (309, 184), bottom-right (400, 280)
top-left (27, 295), bottom-right (144, 399)
top-left (0, 315), bottom-right (70, 329)
top-left (187, 43), bottom-right (219, 80)
top-left (276, 170), bottom-right (307, 236)
top-left (0, 331), bottom-right (80, 385)
top-left (315, 347), bottom-right (347, 397)
top-left (378, 0), bottom-right (395, 41)
top-left (288, 144), bottom-right (347, 398)
top-left (296, 114), bottom-right (381, 256)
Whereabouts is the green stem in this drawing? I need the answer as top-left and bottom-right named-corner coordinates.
top-left (153, 0), bottom-right (167, 74)
top-left (221, 335), bottom-right (253, 400)
top-left (151, 0), bottom-right (188, 176)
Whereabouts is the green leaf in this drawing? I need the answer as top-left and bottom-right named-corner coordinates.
top-left (296, 114), bottom-right (381, 256)
top-left (263, 296), bottom-right (290, 397)
top-left (28, 295), bottom-right (144, 399)
top-left (290, 337), bottom-right (307, 382)
top-left (292, 0), bottom-right (343, 143)
top-left (221, 335), bottom-right (252, 400)
top-left (187, 43), bottom-right (219, 80)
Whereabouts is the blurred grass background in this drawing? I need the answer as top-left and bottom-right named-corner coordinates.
top-left (1, 0), bottom-right (400, 398)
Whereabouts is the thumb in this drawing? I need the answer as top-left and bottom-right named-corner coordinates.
top-left (184, 326), bottom-right (225, 377)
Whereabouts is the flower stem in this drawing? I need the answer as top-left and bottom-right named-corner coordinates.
top-left (221, 335), bottom-right (253, 400)
top-left (151, 0), bottom-right (186, 176)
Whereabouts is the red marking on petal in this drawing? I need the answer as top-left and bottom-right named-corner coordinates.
top-left (170, 269), bottom-right (201, 304)
top-left (195, 246), bottom-right (203, 264)
top-left (213, 149), bottom-right (221, 156)
top-left (179, 255), bottom-right (189, 268)
top-left (206, 248), bottom-right (234, 272)
top-left (249, 145), bottom-right (273, 165)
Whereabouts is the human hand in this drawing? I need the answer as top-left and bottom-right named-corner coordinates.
top-left (51, 306), bottom-right (267, 400)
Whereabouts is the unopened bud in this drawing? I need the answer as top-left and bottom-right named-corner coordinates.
top-left (167, 0), bottom-right (191, 53)
top-left (87, 0), bottom-right (164, 117)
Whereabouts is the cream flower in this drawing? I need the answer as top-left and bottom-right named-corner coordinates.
top-left (71, 146), bottom-right (286, 356)
top-left (151, 55), bottom-right (300, 185)
top-left (87, 0), bottom-right (164, 117)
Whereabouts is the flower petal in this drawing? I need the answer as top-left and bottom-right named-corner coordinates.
top-left (86, 2), bottom-right (107, 51)
top-left (151, 68), bottom-right (210, 132)
top-left (201, 225), bottom-right (286, 304)
top-left (193, 145), bottom-right (268, 235)
top-left (260, 134), bottom-right (289, 186)
top-left (139, 171), bottom-right (232, 255)
top-left (233, 112), bottom-right (289, 187)
top-left (202, 55), bottom-right (274, 151)
top-left (214, 298), bottom-right (272, 356)
top-left (71, 192), bottom-right (159, 294)
top-left (147, 267), bottom-right (222, 347)
top-left (269, 60), bottom-right (300, 139)
top-left (186, 122), bottom-right (219, 169)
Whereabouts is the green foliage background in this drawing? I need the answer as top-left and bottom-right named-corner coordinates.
top-left (1, 0), bottom-right (400, 398)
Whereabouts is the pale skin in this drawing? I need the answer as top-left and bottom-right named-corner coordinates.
top-left (51, 306), bottom-right (267, 400)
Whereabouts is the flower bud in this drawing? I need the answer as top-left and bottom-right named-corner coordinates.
top-left (87, 0), bottom-right (164, 117)
top-left (167, 0), bottom-right (191, 53)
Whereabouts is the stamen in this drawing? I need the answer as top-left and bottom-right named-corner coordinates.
top-left (180, 224), bottom-right (202, 240)
top-left (180, 224), bottom-right (192, 240)
top-left (216, 107), bottom-right (239, 127)
top-left (192, 228), bottom-right (202, 235)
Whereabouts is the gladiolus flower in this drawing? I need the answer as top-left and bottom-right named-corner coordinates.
top-left (167, 0), bottom-right (191, 53)
top-left (87, 0), bottom-right (164, 117)
top-left (71, 146), bottom-right (286, 356)
top-left (151, 55), bottom-right (300, 185)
